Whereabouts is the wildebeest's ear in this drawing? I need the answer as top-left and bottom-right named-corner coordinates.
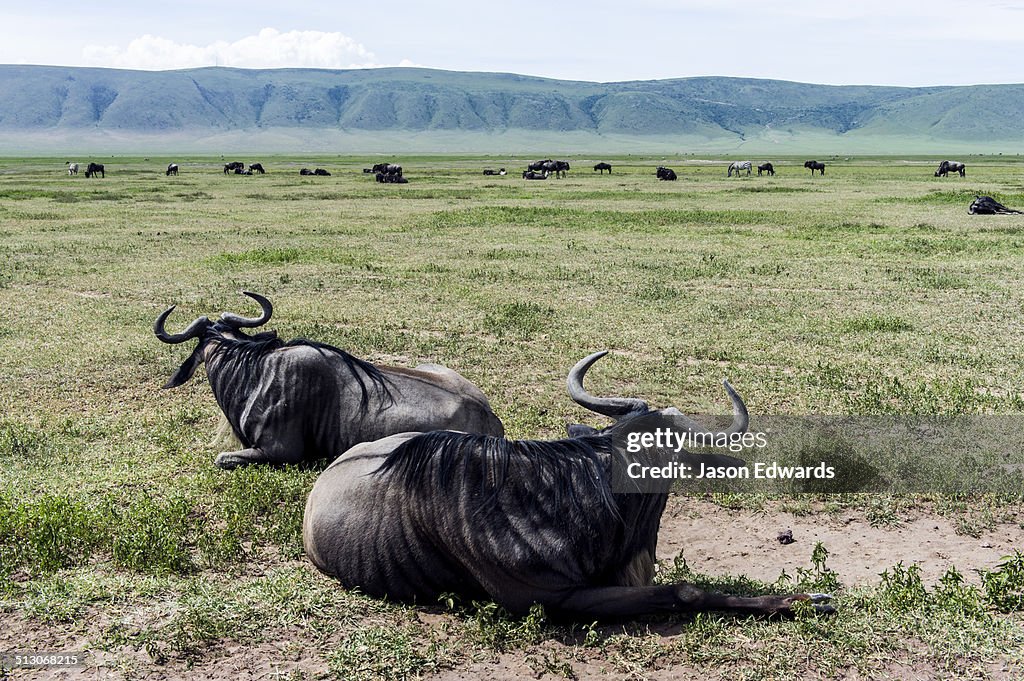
top-left (163, 345), bottom-right (205, 389)
top-left (567, 423), bottom-right (599, 438)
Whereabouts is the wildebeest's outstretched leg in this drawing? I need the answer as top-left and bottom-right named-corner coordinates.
top-left (214, 447), bottom-right (298, 469)
top-left (554, 584), bottom-right (834, 619)
top-left (214, 429), bottom-right (306, 469)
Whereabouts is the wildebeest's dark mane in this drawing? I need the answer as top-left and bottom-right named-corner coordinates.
top-left (211, 333), bottom-right (393, 409)
top-left (375, 431), bottom-right (620, 519)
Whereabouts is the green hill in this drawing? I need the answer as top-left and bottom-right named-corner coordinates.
top-left (0, 65), bottom-right (1019, 153)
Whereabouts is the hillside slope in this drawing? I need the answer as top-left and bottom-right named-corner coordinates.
top-left (0, 65), bottom-right (1017, 153)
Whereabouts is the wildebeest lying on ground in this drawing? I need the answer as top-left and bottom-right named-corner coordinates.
top-left (804, 160), bottom-right (825, 176)
top-left (66, 162), bottom-right (78, 175)
top-left (304, 351), bottom-right (833, 619)
top-left (522, 170), bottom-right (549, 180)
top-left (968, 195), bottom-right (1023, 214)
top-left (935, 160), bottom-right (966, 177)
top-left (757, 162), bottom-right (775, 176)
top-left (224, 161), bottom-right (244, 174)
top-left (300, 168), bottom-right (331, 176)
top-left (483, 168), bottom-right (507, 176)
top-left (84, 163), bottom-right (104, 178)
top-left (656, 166), bottom-right (677, 181)
top-left (593, 162), bottom-right (612, 174)
top-left (166, 163), bottom-right (179, 176)
top-left (154, 292), bottom-right (503, 469)
top-left (376, 172), bottom-right (408, 183)
top-left (728, 161), bottom-right (752, 177)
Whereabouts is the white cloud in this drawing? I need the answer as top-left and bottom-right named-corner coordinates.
top-left (81, 28), bottom-right (397, 70)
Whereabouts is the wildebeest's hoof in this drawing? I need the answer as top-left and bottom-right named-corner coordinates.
top-left (214, 452), bottom-right (244, 469)
top-left (805, 593), bottom-right (836, 615)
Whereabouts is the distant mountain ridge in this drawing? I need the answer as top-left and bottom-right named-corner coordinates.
top-left (0, 65), bottom-right (1020, 153)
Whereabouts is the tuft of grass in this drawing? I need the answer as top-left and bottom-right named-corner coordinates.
top-left (841, 315), bottom-right (914, 333)
top-left (482, 302), bottom-right (555, 339)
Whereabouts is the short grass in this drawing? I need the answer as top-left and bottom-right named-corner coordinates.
top-left (1, 155), bottom-right (1023, 679)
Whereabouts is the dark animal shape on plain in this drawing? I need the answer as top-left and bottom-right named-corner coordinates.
top-left (522, 170), bottom-right (549, 180)
top-left (314, 168), bottom-right (331, 176)
top-left (593, 162), bottom-right (612, 174)
top-left (66, 162), bottom-right (79, 175)
top-left (371, 163), bottom-right (402, 175)
top-left (804, 161), bottom-right (825, 176)
top-left (154, 292), bottom-right (504, 469)
top-left (527, 159), bottom-right (552, 172)
top-left (249, 163), bottom-right (266, 174)
top-left (483, 168), bottom-right (507, 176)
top-left (304, 351), bottom-right (834, 620)
top-left (757, 163), bottom-right (775, 176)
top-left (300, 168), bottom-right (314, 175)
top-left (235, 168), bottom-right (253, 175)
top-left (968, 195), bottom-right (1023, 215)
top-left (84, 163), bottom-right (105, 178)
top-left (376, 172), bottom-right (408, 183)
top-left (166, 163), bottom-right (179, 176)
top-left (656, 166), bottom-right (677, 181)
top-left (224, 161), bottom-right (245, 174)
top-left (728, 161), bottom-right (752, 177)
top-left (553, 160), bottom-right (571, 178)
top-left (935, 160), bottom-right (966, 178)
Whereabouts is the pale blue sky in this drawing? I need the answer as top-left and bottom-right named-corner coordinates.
top-left (3, 0), bottom-right (1024, 86)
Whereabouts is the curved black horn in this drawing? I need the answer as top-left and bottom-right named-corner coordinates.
top-left (720, 379), bottom-right (749, 435)
top-left (154, 306), bottom-right (211, 344)
top-left (567, 351), bottom-right (650, 418)
top-left (219, 291), bottom-right (273, 328)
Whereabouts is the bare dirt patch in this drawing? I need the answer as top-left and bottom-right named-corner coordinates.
top-left (657, 497), bottom-right (1023, 585)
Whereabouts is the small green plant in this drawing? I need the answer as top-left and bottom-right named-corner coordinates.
top-left (980, 551), bottom-right (1024, 612)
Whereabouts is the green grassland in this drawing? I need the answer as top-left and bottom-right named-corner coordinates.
top-left (1, 155), bottom-right (1023, 679)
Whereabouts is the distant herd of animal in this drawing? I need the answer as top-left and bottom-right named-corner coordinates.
top-left (63, 158), bottom-right (971, 182)
top-left (64, 157), bottom-right (1010, 213)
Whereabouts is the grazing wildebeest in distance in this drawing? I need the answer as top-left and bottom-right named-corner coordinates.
top-left (304, 350), bottom-right (834, 619)
top-left (553, 160), bottom-right (571, 178)
top-left (249, 163), bottom-right (266, 174)
top-left (522, 170), bottom-right (549, 180)
top-left (757, 163), bottom-right (775, 176)
top-left (483, 168), bottom-right (507, 176)
top-left (935, 160), bottom-right (966, 177)
top-left (84, 163), bottom-right (104, 178)
top-left (656, 166), bottom-right (677, 181)
top-left (593, 162), bottom-right (613, 174)
top-left (728, 161), bottom-right (752, 177)
top-left (804, 160), bottom-right (825, 176)
top-left (166, 163), bottom-right (179, 176)
top-left (154, 292), bottom-right (504, 469)
top-left (224, 161), bottom-right (244, 174)
top-left (66, 162), bottom-right (79, 176)
top-left (968, 195), bottom-right (1023, 215)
